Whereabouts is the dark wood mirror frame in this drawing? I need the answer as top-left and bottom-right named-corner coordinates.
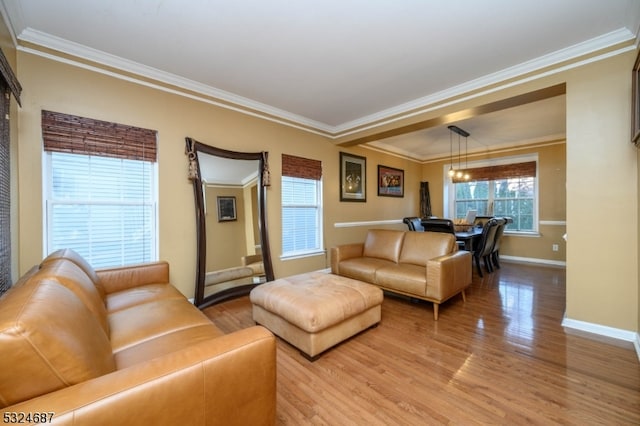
top-left (185, 137), bottom-right (274, 309)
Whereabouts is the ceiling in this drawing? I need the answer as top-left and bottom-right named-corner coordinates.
top-left (2, 0), bottom-right (639, 161)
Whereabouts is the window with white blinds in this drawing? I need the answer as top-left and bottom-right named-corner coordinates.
top-left (281, 154), bottom-right (323, 258)
top-left (45, 152), bottom-right (157, 268)
top-left (42, 111), bottom-right (158, 268)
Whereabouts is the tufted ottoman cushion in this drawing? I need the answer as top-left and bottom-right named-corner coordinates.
top-left (250, 271), bottom-right (383, 360)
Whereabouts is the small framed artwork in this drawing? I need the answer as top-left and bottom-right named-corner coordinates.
top-left (217, 196), bottom-right (237, 222)
top-left (633, 49), bottom-right (640, 145)
top-left (340, 152), bottom-right (366, 202)
top-left (377, 165), bottom-right (404, 197)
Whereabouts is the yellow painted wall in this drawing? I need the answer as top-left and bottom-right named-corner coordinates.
top-left (14, 52), bottom-right (422, 297)
top-left (422, 142), bottom-right (567, 263)
top-left (564, 51), bottom-right (638, 330)
top-left (10, 42), bottom-right (639, 333)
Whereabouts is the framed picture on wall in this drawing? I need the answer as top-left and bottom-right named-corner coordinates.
top-left (217, 196), bottom-right (237, 221)
top-left (340, 152), bottom-right (366, 202)
top-left (632, 49), bottom-right (640, 145)
top-left (377, 165), bottom-right (404, 197)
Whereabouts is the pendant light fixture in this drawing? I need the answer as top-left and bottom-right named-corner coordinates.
top-left (447, 125), bottom-right (470, 181)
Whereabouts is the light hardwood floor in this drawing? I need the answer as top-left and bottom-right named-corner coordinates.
top-left (203, 263), bottom-right (640, 425)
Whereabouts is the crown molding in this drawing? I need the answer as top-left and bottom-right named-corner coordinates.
top-left (332, 28), bottom-right (637, 136)
top-left (13, 25), bottom-right (638, 140)
top-left (18, 28), bottom-right (335, 135)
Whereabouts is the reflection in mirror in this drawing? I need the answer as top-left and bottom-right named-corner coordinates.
top-left (185, 137), bottom-right (273, 308)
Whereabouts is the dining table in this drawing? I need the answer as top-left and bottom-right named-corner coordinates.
top-left (454, 226), bottom-right (483, 251)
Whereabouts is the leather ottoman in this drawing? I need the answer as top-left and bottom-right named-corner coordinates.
top-left (250, 271), bottom-right (383, 360)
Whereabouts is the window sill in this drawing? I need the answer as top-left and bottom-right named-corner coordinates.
top-left (505, 231), bottom-right (540, 237)
top-left (280, 249), bottom-right (326, 261)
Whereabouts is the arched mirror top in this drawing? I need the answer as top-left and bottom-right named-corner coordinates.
top-left (185, 137), bottom-right (273, 309)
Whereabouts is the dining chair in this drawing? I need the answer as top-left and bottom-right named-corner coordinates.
top-left (402, 217), bottom-right (424, 232)
top-left (421, 218), bottom-right (456, 234)
top-left (489, 217), bottom-right (508, 270)
top-left (473, 215), bottom-right (494, 227)
top-left (421, 218), bottom-right (467, 250)
top-left (472, 218), bottom-right (499, 277)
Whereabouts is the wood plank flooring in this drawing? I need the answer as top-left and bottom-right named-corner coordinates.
top-left (202, 263), bottom-right (640, 425)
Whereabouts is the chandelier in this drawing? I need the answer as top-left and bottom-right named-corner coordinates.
top-left (447, 125), bottom-right (470, 180)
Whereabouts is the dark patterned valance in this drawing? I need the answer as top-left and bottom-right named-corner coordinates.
top-left (0, 48), bottom-right (20, 106)
top-left (42, 110), bottom-right (157, 162)
top-left (282, 154), bottom-right (322, 181)
top-left (453, 161), bottom-right (536, 183)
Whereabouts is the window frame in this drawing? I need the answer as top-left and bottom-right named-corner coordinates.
top-left (280, 175), bottom-right (324, 260)
top-left (445, 154), bottom-right (539, 234)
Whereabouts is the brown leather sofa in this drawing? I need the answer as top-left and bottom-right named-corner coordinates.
top-left (331, 229), bottom-right (472, 320)
top-left (0, 249), bottom-right (276, 425)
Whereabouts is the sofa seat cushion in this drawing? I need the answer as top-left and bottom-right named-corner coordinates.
top-left (109, 298), bottom-right (213, 353)
top-left (0, 279), bottom-right (115, 408)
top-left (375, 263), bottom-right (428, 296)
top-left (114, 323), bottom-right (225, 368)
top-left (335, 257), bottom-right (395, 283)
top-left (105, 283), bottom-right (186, 313)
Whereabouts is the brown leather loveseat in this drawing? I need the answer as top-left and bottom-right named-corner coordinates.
top-left (0, 249), bottom-right (276, 425)
top-left (331, 229), bottom-right (471, 320)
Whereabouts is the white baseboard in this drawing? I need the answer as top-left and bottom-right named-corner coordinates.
top-left (501, 255), bottom-right (566, 267)
top-left (562, 316), bottom-right (640, 361)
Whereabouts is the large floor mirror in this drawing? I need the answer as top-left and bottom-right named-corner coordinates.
top-left (185, 137), bottom-right (274, 308)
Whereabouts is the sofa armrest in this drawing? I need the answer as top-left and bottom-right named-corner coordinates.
top-left (330, 243), bottom-right (364, 274)
top-left (96, 261), bottom-right (170, 294)
top-left (425, 250), bottom-right (472, 302)
top-left (1, 326), bottom-right (276, 426)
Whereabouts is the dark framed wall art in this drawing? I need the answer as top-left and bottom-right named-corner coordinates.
top-left (217, 196), bottom-right (237, 221)
top-left (377, 165), bottom-right (404, 197)
top-left (340, 152), bottom-right (366, 202)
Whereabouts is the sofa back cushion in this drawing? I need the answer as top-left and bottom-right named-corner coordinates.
top-left (38, 260), bottom-right (110, 334)
top-left (41, 248), bottom-right (106, 299)
top-left (399, 231), bottom-right (456, 267)
top-left (0, 278), bottom-right (115, 408)
top-left (362, 229), bottom-right (405, 263)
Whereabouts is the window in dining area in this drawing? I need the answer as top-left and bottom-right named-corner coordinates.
top-left (448, 155), bottom-right (537, 233)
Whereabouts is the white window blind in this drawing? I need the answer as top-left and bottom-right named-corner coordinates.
top-left (46, 152), bottom-right (157, 267)
top-left (282, 177), bottom-right (322, 255)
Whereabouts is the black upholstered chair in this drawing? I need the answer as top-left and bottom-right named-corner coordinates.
top-left (489, 217), bottom-right (508, 269)
top-left (403, 217), bottom-right (424, 232)
top-left (473, 215), bottom-right (494, 227)
top-left (473, 218), bottom-right (499, 277)
top-left (421, 218), bottom-right (456, 234)
top-left (421, 218), bottom-right (467, 250)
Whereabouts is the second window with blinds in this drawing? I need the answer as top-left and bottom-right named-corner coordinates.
top-left (281, 154), bottom-right (323, 259)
